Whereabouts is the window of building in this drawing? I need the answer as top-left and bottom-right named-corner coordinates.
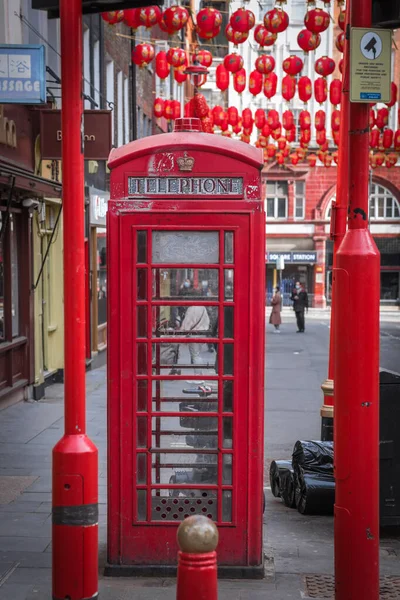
top-left (106, 59), bottom-right (115, 144)
top-left (326, 184), bottom-right (400, 220)
top-left (83, 28), bottom-right (91, 109)
top-left (0, 211), bottom-right (21, 341)
top-left (291, 0), bottom-right (305, 22)
top-left (93, 41), bottom-right (100, 108)
top-left (266, 181), bottom-right (288, 219)
top-left (258, 0), bottom-right (274, 21)
top-left (97, 232), bottom-right (107, 326)
top-left (117, 71), bottom-right (123, 148)
top-left (124, 77), bottom-right (130, 143)
top-left (294, 181), bottom-right (305, 219)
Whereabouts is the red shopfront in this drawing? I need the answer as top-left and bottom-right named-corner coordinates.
top-left (106, 119), bottom-right (266, 576)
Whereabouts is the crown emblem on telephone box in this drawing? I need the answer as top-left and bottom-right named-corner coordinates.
top-left (177, 152), bottom-right (195, 172)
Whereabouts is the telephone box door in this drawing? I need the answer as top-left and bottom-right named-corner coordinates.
top-left (113, 211), bottom-right (252, 565)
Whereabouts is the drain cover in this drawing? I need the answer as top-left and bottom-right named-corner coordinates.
top-left (304, 575), bottom-right (400, 599)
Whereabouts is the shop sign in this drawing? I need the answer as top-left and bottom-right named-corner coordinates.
top-left (127, 176), bottom-right (243, 196)
top-left (267, 251), bottom-right (317, 263)
top-left (350, 28), bottom-right (392, 103)
top-left (40, 110), bottom-right (112, 160)
top-left (0, 45), bottom-right (46, 104)
top-left (89, 187), bottom-right (109, 227)
top-left (0, 104), bottom-right (35, 172)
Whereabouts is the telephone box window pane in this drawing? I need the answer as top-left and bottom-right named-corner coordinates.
top-left (153, 306), bottom-right (217, 337)
top-left (137, 490), bottom-right (147, 521)
top-left (277, 198), bottom-right (287, 218)
top-left (137, 380), bottom-right (148, 411)
top-left (224, 270), bottom-right (234, 301)
top-left (223, 454), bottom-right (233, 484)
top-left (137, 306), bottom-right (147, 338)
top-left (222, 490), bottom-right (232, 522)
top-left (151, 416), bottom-right (218, 450)
top-left (152, 231), bottom-right (219, 264)
top-left (137, 343), bottom-right (148, 374)
top-left (223, 417), bottom-right (233, 449)
top-left (223, 381), bottom-right (233, 412)
top-left (152, 380), bottom-right (218, 412)
top-left (151, 452), bottom-right (217, 485)
top-left (266, 198), bottom-right (274, 217)
top-left (137, 231), bottom-right (147, 263)
top-left (223, 344), bottom-right (234, 375)
top-left (137, 453), bottom-right (147, 484)
top-left (151, 489), bottom-right (217, 521)
top-left (152, 269), bottom-right (219, 300)
top-left (224, 307), bottom-right (234, 338)
top-left (137, 269), bottom-right (147, 300)
top-left (137, 417), bottom-right (147, 448)
top-left (224, 232), bottom-right (234, 263)
top-left (152, 343), bottom-right (217, 376)
top-left (0, 213), bottom-right (4, 340)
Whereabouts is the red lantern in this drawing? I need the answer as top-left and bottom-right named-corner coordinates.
top-left (305, 8), bottom-right (330, 34)
top-left (373, 152), bottom-right (384, 167)
top-left (174, 66), bottom-right (187, 85)
top-left (382, 128), bottom-right (394, 149)
top-left (283, 55), bottom-right (304, 76)
top-left (233, 120), bottom-right (242, 135)
top-left (276, 152), bottom-right (285, 165)
top-left (194, 94), bottom-right (209, 119)
top-left (230, 8), bottom-right (255, 33)
top-left (290, 153), bottom-right (300, 165)
top-left (123, 9), bottom-right (141, 29)
top-left (196, 8), bottom-right (222, 34)
top-left (267, 109), bottom-right (280, 130)
top-left (336, 32), bottom-right (345, 53)
top-left (385, 82), bottom-right (398, 108)
top-left (225, 24), bottom-right (249, 45)
top-left (387, 152), bottom-right (398, 166)
top-left (271, 125), bottom-right (282, 141)
top-left (263, 72), bottom-right (277, 99)
top-left (394, 130), bottom-right (400, 151)
top-left (264, 8), bottom-right (289, 34)
top-left (376, 107), bottom-right (389, 130)
top-left (299, 110), bottom-right (311, 130)
top-left (249, 70), bottom-right (263, 96)
top-left (163, 6), bottom-right (188, 32)
top-left (317, 150), bottom-right (326, 163)
top-left (324, 154), bottom-right (333, 168)
top-left (277, 136), bottom-right (287, 151)
top-left (282, 75), bottom-right (296, 102)
top-left (220, 115), bottom-right (229, 132)
top-left (315, 56), bottom-right (335, 77)
top-left (195, 49), bottom-right (213, 68)
top-left (102, 11), bottom-right (124, 25)
top-left (369, 109), bottom-right (376, 129)
top-left (332, 150), bottom-right (339, 164)
top-left (314, 77), bottom-right (328, 104)
top-left (369, 129), bottom-right (380, 149)
top-left (227, 106), bottom-right (239, 127)
top-left (155, 51), bottom-right (170, 79)
top-left (132, 43), bottom-right (155, 67)
top-left (331, 109), bottom-right (341, 132)
top-left (241, 134), bottom-right (251, 144)
top-left (267, 144), bottom-right (277, 158)
top-left (330, 79), bottom-right (342, 106)
top-left (300, 129), bottom-right (311, 144)
top-left (139, 6), bottom-right (161, 28)
top-left (197, 24), bottom-right (221, 39)
top-left (339, 59), bottom-right (344, 74)
top-left (369, 154), bottom-right (378, 169)
top-left (254, 108), bottom-right (266, 129)
top-left (233, 68), bottom-right (246, 94)
top-left (212, 105), bottom-right (223, 126)
top-left (224, 53), bottom-right (244, 73)
top-left (163, 99), bottom-right (173, 121)
top-left (307, 154), bottom-right (317, 167)
top-left (298, 76), bottom-right (312, 103)
top-left (242, 108), bottom-right (253, 129)
top-left (282, 110), bottom-right (294, 130)
top-left (316, 129), bottom-right (327, 146)
top-left (166, 47), bottom-right (186, 67)
top-left (258, 136), bottom-right (268, 148)
top-left (172, 100), bottom-right (181, 120)
top-left (315, 109), bottom-right (326, 131)
top-left (153, 97), bottom-right (164, 118)
top-left (297, 29), bottom-right (321, 52)
top-left (296, 147), bottom-right (306, 160)
top-left (243, 125), bottom-right (253, 136)
top-left (216, 64), bottom-right (229, 91)
top-left (286, 128), bottom-right (296, 143)
top-left (255, 54), bottom-right (275, 74)
top-left (159, 14), bottom-right (176, 34)
top-left (338, 10), bottom-right (346, 31)
top-left (254, 25), bottom-right (277, 47)
top-left (262, 123), bottom-right (271, 138)
top-left (333, 130), bottom-right (340, 146)
top-left (201, 116), bottom-right (214, 134)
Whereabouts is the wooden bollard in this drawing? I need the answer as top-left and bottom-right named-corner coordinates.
top-left (176, 515), bottom-right (219, 600)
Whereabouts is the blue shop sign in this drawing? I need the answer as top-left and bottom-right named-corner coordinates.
top-left (0, 45), bottom-right (46, 104)
top-left (266, 251), bottom-right (317, 263)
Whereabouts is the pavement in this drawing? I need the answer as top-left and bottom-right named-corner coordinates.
top-left (0, 312), bottom-right (399, 599)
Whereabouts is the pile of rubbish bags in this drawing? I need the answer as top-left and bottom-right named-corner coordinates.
top-left (269, 440), bottom-right (335, 515)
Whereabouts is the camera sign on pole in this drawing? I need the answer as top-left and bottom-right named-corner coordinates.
top-left (350, 27), bottom-right (392, 103)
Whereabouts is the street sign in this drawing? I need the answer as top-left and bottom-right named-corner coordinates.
top-left (32, 0), bottom-right (163, 18)
top-left (276, 256), bottom-right (285, 270)
top-left (0, 45), bottom-right (46, 104)
top-left (350, 27), bottom-right (392, 103)
top-left (266, 251), bottom-right (317, 264)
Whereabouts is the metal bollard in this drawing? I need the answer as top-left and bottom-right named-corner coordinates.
top-left (176, 515), bottom-right (219, 600)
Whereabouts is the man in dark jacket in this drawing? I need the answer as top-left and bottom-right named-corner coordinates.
top-left (290, 281), bottom-right (309, 332)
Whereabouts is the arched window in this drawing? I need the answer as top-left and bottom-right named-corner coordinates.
top-left (325, 183), bottom-right (400, 220)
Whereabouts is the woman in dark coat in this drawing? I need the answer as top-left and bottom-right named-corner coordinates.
top-left (269, 286), bottom-right (282, 333)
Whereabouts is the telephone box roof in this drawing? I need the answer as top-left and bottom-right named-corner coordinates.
top-left (107, 132), bottom-right (264, 171)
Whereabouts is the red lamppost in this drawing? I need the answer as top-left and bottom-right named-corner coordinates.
top-left (334, 0), bottom-right (380, 597)
top-left (52, 1), bottom-right (98, 599)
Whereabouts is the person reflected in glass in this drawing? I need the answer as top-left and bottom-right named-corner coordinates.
top-left (179, 303), bottom-right (210, 384)
top-left (269, 286), bottom-right (282, 333)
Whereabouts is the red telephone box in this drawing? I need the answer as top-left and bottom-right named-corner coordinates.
top-left (106, 119), bottom-right (265, 576)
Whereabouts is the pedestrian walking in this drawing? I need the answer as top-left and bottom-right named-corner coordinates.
top-left (180, 303), bottom-right (210, 383)
top-left (290, 281), bottom-right (309, 332)
top-left (269, 286), bottom-right (282, 333)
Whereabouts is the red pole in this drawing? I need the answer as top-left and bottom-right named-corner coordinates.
top-left (334, 0), bottom-right (380, 597)
top-left (176, 516), bottom-right (218, 600)
top-left (320, 7), bottom-right (350, 441)
top-left (52, 1), bottom-right (98, 599)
